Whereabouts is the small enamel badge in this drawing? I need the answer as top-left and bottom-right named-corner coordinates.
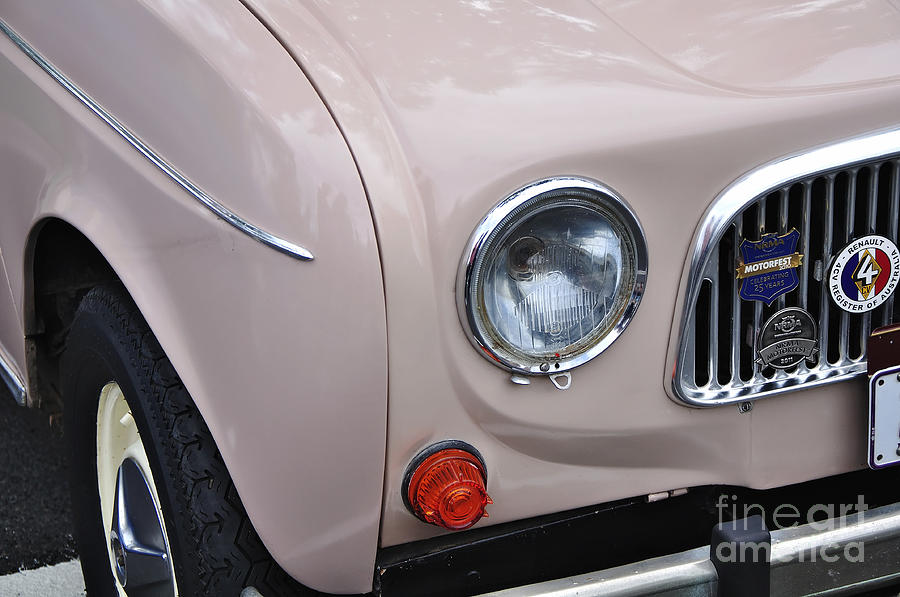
top-left (736, 229), bottom-right (804, 304)
top-left (829, 235), bottom-right (900, 313)
top-left (756, 307), bottom-right (818, 369)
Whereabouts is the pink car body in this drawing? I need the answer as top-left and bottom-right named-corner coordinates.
top-left (1, 0), bottom-right (899, 594)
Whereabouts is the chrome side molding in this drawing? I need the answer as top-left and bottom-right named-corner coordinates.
top-left (0, 19), bottom-right (314, 262)
top-left (0, 350), bottom-right (26, 406)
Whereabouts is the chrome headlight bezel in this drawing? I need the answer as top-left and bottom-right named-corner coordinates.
top-left (457, 177), bottom-right (649, 375)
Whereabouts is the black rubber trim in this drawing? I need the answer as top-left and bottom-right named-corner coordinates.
top-left (711, 515), bottom-right (771, 597)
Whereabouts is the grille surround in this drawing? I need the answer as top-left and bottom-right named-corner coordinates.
top-left (668, 129), bottom-right (900, 407)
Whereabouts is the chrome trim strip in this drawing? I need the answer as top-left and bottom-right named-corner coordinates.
top-left (0, 19), bottom-right (313, 261)
top-left (0, 350), bottom-right (26, 406)
top-left (770, 502), bottom-right (900, 596)
top-left (456, 177), bottom-right (649, 375)
top-left (480, 501), bottom-right (900, 597)
top-left (668, 128), bottom-right (900, 407)
top-left (481, 546), bottom-right (717, 597)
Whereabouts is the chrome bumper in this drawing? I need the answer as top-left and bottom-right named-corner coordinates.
top-left (480, 502), bottom-right (900, 597)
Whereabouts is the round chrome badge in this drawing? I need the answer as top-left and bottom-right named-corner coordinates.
top-left (756, 307), bottom-right (818, 370)
top-left (828, 235), bottom-right (900, 313)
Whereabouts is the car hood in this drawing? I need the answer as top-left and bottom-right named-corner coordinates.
top-left (286, 0), bottom-right (900, 164)
top-left (309, 0), bottom-right (900, 100)
top-left (279, 0), bottom-right (900, 210)
top-left (592, 0), bottom-right (900, 92)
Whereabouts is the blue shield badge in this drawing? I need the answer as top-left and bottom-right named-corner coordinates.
top-left (736, 229), bottom-right (803, 304)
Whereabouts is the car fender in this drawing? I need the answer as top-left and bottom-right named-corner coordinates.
top-left (0, 1), bottom-right (386, 592)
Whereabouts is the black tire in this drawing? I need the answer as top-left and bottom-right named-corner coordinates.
top-left (62, 284), bottom-right (308, 596)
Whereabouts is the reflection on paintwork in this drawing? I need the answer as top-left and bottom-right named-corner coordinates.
top-left (596, 0), bottom-right (900, 91)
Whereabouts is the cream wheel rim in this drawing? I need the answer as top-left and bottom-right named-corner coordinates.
top-left (96, 382), bottom-right (178, 596)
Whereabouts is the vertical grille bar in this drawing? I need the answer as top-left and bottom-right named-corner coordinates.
top-left (885, 161), bottom-right (900, 326)
top-left (866, 166), bottom-right (879, 234)
top-left (818, 175), bottom-right (835, 367)
top-left (777, 190), bottom-right (790, 311)
top-left (752, 201), bottom-right (766, 377)
top-left (795, 182), bottom-right (813, 375)
top-left (799, 182), bottom-right (811, 310)
top-left (839, 170), bottom-right (857, 362)
top-left (861, 166), bottom-right (879, 353)
top-left (731, 219), bottom-right (742, 384)
top-left (708, 245), bottom-right (719, 387)
top-left (684, 318), bottom-right (697, 386)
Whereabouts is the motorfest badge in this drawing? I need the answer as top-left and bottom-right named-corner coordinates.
top-left (756, 307), bottom-right (818, 370)
top-left (829, 235), bottom-right (900, 313)
top-left (736, 229), bottom-right (803, 304)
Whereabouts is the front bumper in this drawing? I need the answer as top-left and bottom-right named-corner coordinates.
top-left (481, 502), bottom-right (900, 597)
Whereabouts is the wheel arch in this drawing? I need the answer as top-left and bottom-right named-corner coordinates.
top-left (23, 217), bottom-right (118, 410)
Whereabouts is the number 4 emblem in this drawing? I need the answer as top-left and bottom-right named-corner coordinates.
top-left (853, 249), bottom-right (882, 300)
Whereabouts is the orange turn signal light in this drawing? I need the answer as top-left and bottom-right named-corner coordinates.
top-left (405, 446), bottom-right (492, 530)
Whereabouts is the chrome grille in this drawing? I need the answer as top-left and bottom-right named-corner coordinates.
top-left (670, 130), bottom-right (900, 406)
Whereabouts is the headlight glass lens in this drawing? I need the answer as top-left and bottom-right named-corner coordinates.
top-left (461, 180), bottom-right (646, 373)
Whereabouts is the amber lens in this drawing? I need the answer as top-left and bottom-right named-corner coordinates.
top-left (407, 449), bottom-right (492, 530)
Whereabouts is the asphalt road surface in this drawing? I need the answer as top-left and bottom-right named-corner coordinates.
top-left (0, 560), bottom-right (84, 596)
top-left (0, 388), bottom-right (76, 574)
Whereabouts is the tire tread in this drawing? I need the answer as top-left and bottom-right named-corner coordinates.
top-left (71, 285), bottom-right (309, 596)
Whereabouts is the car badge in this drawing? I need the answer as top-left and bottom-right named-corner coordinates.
top-left (756, 307), bottom-right (818, 370)
top-left (736, 229), bottom-right (803, 304)
top-left (829, 234), bottom-right (900, 313)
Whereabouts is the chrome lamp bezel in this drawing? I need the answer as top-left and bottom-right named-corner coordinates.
top-left (457, 177), bottom-right (649, 375)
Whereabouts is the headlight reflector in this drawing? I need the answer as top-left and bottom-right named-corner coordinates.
top-left (459, 178), bottom-right (648, 374)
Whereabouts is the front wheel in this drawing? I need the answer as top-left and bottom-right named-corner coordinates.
top-left (63, 285), bottom-right (306, 596)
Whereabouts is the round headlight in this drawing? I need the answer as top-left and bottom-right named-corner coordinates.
top-left (458, 178), bottom-right (648, 375)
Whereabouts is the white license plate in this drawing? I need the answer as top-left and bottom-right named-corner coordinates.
top-left (869, 365), bottom-right (900, 469)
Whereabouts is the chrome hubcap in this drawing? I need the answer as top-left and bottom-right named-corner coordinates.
top-left (110, 530), bottom-right (126, 585)
top-left (97, 383), bottom-right (178, 597)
